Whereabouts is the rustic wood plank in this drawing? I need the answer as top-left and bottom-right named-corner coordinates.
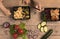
top-left (0, 0), bottom-right (60, 39)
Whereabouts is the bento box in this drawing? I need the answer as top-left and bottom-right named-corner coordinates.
top-left (41, 8), bottom-right (60, 21)
top-left (10, 6), bottom-right (30, 20)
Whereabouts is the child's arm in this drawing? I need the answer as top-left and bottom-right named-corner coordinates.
top-left (24, 0), bottom-right (41, 11)
top-left (0, 0), bottom-right (11, 16)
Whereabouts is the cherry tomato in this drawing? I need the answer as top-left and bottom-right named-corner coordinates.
top-left (15, 25), bottom-right (19, 30)
top-left (18, 29), bottom-right (24, 35)
top-left (13, 33), bottom-right (18, 39)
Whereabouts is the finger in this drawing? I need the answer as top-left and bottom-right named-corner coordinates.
top-left (24, 0), bottom-right (30, 5)
top-left (0, 0), bottom-right (3, 2)
top-left (35, 4), bottom-right (41, 10)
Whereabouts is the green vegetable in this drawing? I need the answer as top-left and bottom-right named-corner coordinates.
top-left (23, 29), bottom-right (28, 34)
top-left (26, 16), bottom-right (29, 18)
top-left (10, 25), bottom-right (16, 34)
top-left (25, 11), bottom-right (29, 14)
top-left (22, 35), bottom-right (27, 39)
top-left (10, 30), bottom-right (16, 35)
top-left (19, 23), bottom-right (25, 29)
top-left (41, 11), bottom-right (47, 21)
top-left (41, 29), bottom-right (53, 39)
top-left (9, 23), bottom-right (28, 39)
top-left (9, 25), bottom-right (15, 29)
top-left (18, 33), bottom-right (27, 39)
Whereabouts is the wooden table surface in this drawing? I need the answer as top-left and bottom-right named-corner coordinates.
top-left (0, 0), bottom-right (60, 39)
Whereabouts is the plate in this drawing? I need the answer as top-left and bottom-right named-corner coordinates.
top-left (10, 6), bottom-right (30, 20)
top-left (41, 8), bottom-right (60, 21)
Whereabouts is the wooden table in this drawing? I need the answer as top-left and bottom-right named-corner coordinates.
top-left (0, 0), bottom-right (60, 39)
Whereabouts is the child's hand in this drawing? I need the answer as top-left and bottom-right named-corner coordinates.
top-left (24, 0), bottom-right (41, 11)
top-left (35, 4), bottom-right (41, 11)
top-left (0, 0), bottom-right (11, 16)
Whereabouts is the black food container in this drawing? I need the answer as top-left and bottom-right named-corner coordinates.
top-left (41, 8), bottom-right (60, 21)
top-left (10, 6), bottom-right (30, 20)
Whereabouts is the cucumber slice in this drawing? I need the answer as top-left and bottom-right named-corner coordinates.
top-left (38, 21), bottom-right (47, 32)
top-left (40, 26), bottom-right (47, 32)
top-left (37, 24), bottom-right (41, 29)
top-left (41, 22), bottom-right (46, 26)
top-left (44, 26), bottom-right (48, 32)
top-left (40, 27), bottom-right (44, 32)
top-left (26, 16), bottom-right (29, 18)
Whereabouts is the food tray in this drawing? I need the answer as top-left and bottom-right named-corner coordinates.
top-left (41, 8), bottom-right (60, 21)
top-left (10, 6), bottom-right (30, 20)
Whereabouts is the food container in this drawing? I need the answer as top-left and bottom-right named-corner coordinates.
top-left (41, 8), bottom-right (60, 21)
top-left (10, 6), bottom-right (30, 20)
